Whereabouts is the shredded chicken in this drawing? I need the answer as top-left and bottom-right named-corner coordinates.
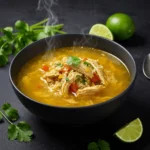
top-left (70, 62), bottom-right (93, 78)
top-left (77, 85), bottom-right (105, 96)
top-left (86, 59), bottom-right (105, 85)
top-left (41, 56), bottom-right (106, 97)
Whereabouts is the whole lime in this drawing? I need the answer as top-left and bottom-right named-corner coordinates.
top-left (106, 13), bottom-right (135, 41)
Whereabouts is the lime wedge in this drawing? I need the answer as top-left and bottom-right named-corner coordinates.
top-left (115, 118), bottom-right (143, 143)
top-left (89, 24), bottom-right (113, 40)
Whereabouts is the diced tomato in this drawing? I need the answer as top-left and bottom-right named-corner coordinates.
top-left (59, 65), bottom-right (72, 73)
top-left (91, 73), bottom-right (100, 83)
top-left (42, 65), bottom-right (49, 71)
top-left (69, 82), bottom-right (78, 93)
top-left (83, 58), bottom-right (88, 61)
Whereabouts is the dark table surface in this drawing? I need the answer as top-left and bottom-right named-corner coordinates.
top-left (1, 0), bottom-right (150, 149)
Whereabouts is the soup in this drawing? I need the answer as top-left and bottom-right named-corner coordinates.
top-left (17, 46), bottom-right (131, 107)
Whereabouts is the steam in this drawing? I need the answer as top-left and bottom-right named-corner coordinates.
top-left (37, 0), bottom-right (58, 25)
top-left (37, 0), bottom-right (59, 59)
top-left (37, 0), bottom-right (96, 58)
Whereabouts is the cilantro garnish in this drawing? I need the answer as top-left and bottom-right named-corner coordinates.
top-left (87, 139), bottom-right (110, 150)
top-left (88, 142), bottom-right (99, 150)
top-left (55, 63), bottom-right (63, 67)
top-left (0, 103), bottom-right (33, 142)
top-left (2, 103), bottom-right (19, 121)
top-left (67, 56), bottom-right (81, 66)
top-left (65, 77), bottom-right (69, 81)
top-left (98, 139), bottom-right (110, 150)
top-left (0, 19), bottom-right (66, 67)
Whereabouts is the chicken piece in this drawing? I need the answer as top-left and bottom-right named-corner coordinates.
top-left (61, 70), bottom-right (81, 95)
top-left (86, 59), bottom-right (105, 85)
top-left (76, 85), bottom-right (105, 97)
top-left (42, 69), bottom-right (59, 83)
top-left (48, 81), bottom-right (62, 92)
top-left (70, 62), bottom-right (93, 78)
top-left (43, 69), bottom-right (59, 78)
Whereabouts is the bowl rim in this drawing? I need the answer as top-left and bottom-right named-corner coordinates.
top-left (9, 33), bottom-right (137, 109)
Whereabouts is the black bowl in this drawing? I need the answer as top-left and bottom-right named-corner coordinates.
top-left (9, 34), bottom-right (136, 125)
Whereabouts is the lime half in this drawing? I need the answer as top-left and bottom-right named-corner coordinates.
top-left (115, 118), bottom-right (143, 143)
top-left (89, 24), bottom-right (113, 40)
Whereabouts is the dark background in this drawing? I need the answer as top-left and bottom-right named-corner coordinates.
top-left (1, 0), bottom-right (150, 149)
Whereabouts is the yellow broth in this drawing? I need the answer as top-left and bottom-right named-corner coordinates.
top-left (17, 47), bottom-right (131, 107)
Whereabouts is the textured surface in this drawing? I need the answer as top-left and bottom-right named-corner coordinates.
top-left (0, 0), bottom-right (150, 149)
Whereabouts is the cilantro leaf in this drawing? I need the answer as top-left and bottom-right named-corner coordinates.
top-left (15, 20), bottom-right (29, 32)
top-left (88, 142), bottom-right (99, 150)
top-left (0, 112), bottom-right (3, 121)
top-left (8, 124), bottom-right (18, 140)
top-left (8, 122), bottom-right (33, 142)
top-left (2, 103), bottom-right (11, 110)
top-left (17, 121), bottom-right (33, 142)
top-left (0, 52), bottom-right (8, 67)
top-left (2, 103), bottom-right (19, 122)
top-left (67, 56), bottom-right (81, 66)
top-left (65, 77), bottom-right (69, 81)
top-left (84, 61), bottom-right (91, 66)
top-left (0, 42), bottom-right (13, 55)
top-left (2, 27), bottom-right (13, 39)
top-left (3, 27), bottom-right (13, 33)
top-left (55, 63), bottom-right (63, 67)
top-left (36, 32), bottom-right (48, 40)
top-left (5, 108), bottom-right (19, 122)
top-left (0, 38), bottom-right (5, 46)
top-left (0, 19), bottom-right (66, 68)
top-left (24, 39), bottom-right (33, 46)
top-left (1, 103), bottom-right (33, 143)
top-left (97, 139), bottom-right (110, 150)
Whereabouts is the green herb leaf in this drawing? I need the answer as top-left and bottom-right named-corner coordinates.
top-left (97, 139), bottom-right (110, 150)
top-left (67, 56), bottom-right (81, 66)
top-left (88, 142), bottom-right (99, 150)
top-left (25, 39), bottom-right (33, 46)
top-left (84, 61), bottom-right (93, 68)
top-left (0, 112), bottom-right (3, 121)
top-left (0, 42), bottom-right (13, 55)
top-left (2, 27), bottom-right (13, 39)
top-left (0, 38), bottom-right (5, 46)
top-left (84, 61), bottom-right (91, 66)
top-left (8, 124), bottom-right (18, 140)
top-left (15, 20), bottom-right (29, 32)
top-left (2, 103), bottom-right (19, 122)
top-left (0, 19), bottom-right (66, 68)
top-left (17, 121), bottom-right (33, 142)
top-left (1, 103), bottom-right (33, 142)
top-left (65, 77), bottom-right (69, 82)
top-left (36, 32), bottom-right (48, 40)
top-left (4, 27), bottom-right (13, 32)
top-left (2, 103), bottom-right (11, 110)
top-left (5, 108), bottom-right (19, 122)
top-left (55, 63), bottom-right (63, 67)
top-left (0, 52), bottom-right (8, 67)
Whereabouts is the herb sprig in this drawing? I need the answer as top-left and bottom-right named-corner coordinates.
top-left (87, 139), bottom-right (110, 150)
top-left (67, 56), bottom-right (81, 66)
top-left (0, 18), bottom-right (66, 67)
top-left (0, 103), bottom-right (33, 142)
